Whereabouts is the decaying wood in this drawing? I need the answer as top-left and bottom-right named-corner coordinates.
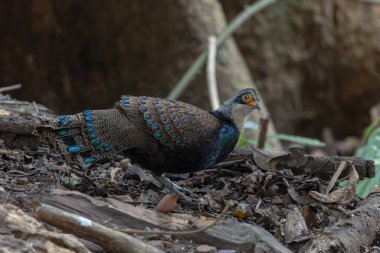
top-left (0, 203), bottom-right (91, 253)
top-left (300, 193), bottom-right (380, 252)
top-left (225, 147), bottom-right (375, 180)
top-left (33, 201), bottom-right (165, 253)
top-left (26, 190), bottom-right (292, 253)
top-left (0, 115), bottom-right (36, 135)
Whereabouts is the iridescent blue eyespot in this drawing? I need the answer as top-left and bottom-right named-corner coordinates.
top-left (122, 100), bottom-right (130, 105)
top-left (170, 115), bottom-right (176, 120)
top-left (161, 139), bottom-right (168, 144)
top-left (168, 110), bottom-right (173, 114)
top-left (86, 123), bottom-right (94, 128)
top-left (158, 110), bottom-right (163, 114)
top-left (84, 116), bottom-right (94, 122)
top-left (184, 137), bottom-right (188, 141)
top-left (144, 114), bottom-right (151, 119)
top-left (147, 121), bottom-right (153, 126)
top-left (160, 116), bottom-right (167, 121)
top-left (92, 139), bottom-right (101, 146)
top-left (83, 111), bottom-right (93, 116)
top-left (140, 106), bottom-right (147, 112)
top-left (59, 118), bottom-right (70, 126)
top-left (153, 124), bottom-right (159, 130)
top-left (88, 133), bottom-right (97, 140)
top-left (84, 157), bottom-right (96, 163)
top-left (141, 96), bottom-right (147, 100)
top-left (57, 129), bottom-right (69, 136)
top-left (57, 115), bottom-right (66, 120)
top-left (87, 128), bottom-right (95, 134)
top-left (122, 95), bottom-right (130, 100)
top-left (140, 100), bottom-right (146, 104)
top-left (154, 131), bottom-right (163, 139)
top-left (172, 135), bottom-right (177, 140)
top-left (67, 146), bottom-right (82, 153)
top-left (174, 121), bottom-right (179, 126)
top-left (103, 143), bottom-right (111, 152)
top-left (165, 125), bottom-right (171, 131)
top-left (156, 105), bottom-right (162, 109)
top-left (153, 98), bottom-right (160, 104)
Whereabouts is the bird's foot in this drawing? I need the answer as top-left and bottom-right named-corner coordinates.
top-left (152, 174), bottom-right (196, 207)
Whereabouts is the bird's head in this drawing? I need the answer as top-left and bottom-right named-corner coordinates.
top-left (214, 89), bottom-right (261, 130)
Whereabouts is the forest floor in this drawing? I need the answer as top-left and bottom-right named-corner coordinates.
top-left (0, 94), bottom-right (379, 253)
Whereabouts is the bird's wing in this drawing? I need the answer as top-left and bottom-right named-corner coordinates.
top-left (115, 95), bottom-right (221, 150)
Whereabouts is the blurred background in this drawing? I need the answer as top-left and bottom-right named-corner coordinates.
top-left (1, 0), bottom-right (380, 142)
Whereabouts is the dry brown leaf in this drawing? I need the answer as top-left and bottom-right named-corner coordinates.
top-left (300, 205), bottom-right (318, 230)
top-left (283, 208), bottom-right (309, 243)
top-left (309, 164), bottom-right (359, 205)
top-left (155, 193), bottom-right (177, 213)
top-left (109, 167), bottom-right (122, 183)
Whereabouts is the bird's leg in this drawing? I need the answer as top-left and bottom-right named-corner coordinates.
top-left (152, 174), bottom-right (196, 206)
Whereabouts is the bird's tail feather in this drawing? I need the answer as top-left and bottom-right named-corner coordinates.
top-left (35, 109), bottom-right (119, 165)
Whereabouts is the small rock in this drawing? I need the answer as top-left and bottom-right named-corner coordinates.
top-left (196, 244), bottom-right (217, 253)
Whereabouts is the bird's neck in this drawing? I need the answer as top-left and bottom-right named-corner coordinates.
top-left (216, 122), bottom-right (240, 162)
top-left (212, 104), bottom-right (249, 133)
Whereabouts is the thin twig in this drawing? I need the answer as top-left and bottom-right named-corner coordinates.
top-left (257, 118), bottom-right (269, 148)
top-left (325, 161), bottom-right (347, 195)
top-left (0, 84), bottom-right (22, 93)
top-left (207, 36), bottom-right (220, 110)
top-left (167, 0), bottom-right (277, 99)
top-left (118, 202), bottom-right (230, 235)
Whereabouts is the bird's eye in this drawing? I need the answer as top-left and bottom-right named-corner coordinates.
top-left (241, 94), bottom-right (252, 103)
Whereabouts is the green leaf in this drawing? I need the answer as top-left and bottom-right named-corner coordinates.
top-left (238, 131), bottom-right (247, 148)
top-left (268, 134), bottom-right (326, 147)
top-left (354, 128), bottom-right (380, 198)
top-left (360, 115), bottom-right (380, 145)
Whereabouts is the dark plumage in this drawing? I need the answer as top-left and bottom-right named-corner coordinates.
top-left (36, 89), bottom-right (260, 203)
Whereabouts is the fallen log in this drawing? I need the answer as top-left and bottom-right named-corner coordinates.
top-left (300, 193), bottom-right (380, 252)
top-left (225, 147), bottom-right (375, 180)
top-left (32, 201), bottom-right (165, 253)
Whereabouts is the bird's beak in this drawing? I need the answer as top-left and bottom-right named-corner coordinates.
top-left (247, 101), bottom-right (261, 111)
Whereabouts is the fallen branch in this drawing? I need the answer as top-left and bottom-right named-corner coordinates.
top-left (0, 84), bottom-right (22, 93)
top-left (32, 201), bottom-right (165, 253)
top-left (0, 203), bottom-right (91, 253)
top-left (300, 193), bottom-right (380, 252)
